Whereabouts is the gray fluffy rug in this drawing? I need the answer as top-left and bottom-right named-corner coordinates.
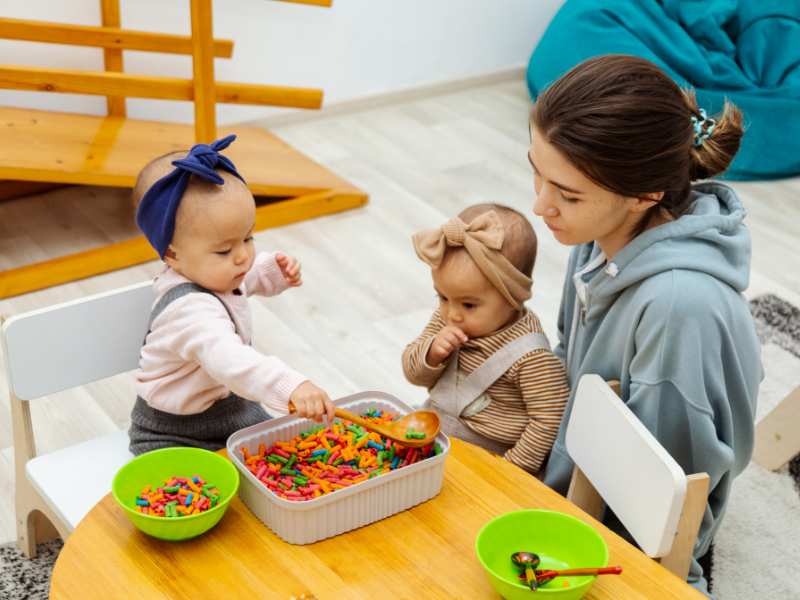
top-left (711, 294), bottom-right (800, 599)
top-left (0, 540), bottom-right (62, 600)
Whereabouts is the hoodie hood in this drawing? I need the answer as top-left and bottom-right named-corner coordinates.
top-left (577, 182), bottom-right (751, 317)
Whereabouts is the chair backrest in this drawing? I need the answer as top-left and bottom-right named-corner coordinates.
top-left (1, 281), bottom-right (154, 401)
top-left (565, 374), bottom-right (687, 557)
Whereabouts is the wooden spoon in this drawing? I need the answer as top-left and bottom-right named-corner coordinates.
top-left (288, 402), bottom-right (440, 448)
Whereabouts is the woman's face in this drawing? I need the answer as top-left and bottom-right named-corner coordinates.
top-left (528, 124), bottom-right (656, 254)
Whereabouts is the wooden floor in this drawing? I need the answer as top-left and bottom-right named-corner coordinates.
top-left (0, 79), bottom-right (799, 544)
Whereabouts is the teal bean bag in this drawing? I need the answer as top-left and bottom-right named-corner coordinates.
top-left (527, 0), bottom-right (800, 180)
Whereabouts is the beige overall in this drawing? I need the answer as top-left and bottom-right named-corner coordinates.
top-left (425, 331), bottom-right (550, 455)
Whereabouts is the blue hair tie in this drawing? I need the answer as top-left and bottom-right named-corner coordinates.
top-left (136, 134), bottom-right (245, 258)
top-left (690, 108), bottom-right (716, 148)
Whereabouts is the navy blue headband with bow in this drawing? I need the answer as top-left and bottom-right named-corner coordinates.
top-left (136, 134), bottom-right (245, 258)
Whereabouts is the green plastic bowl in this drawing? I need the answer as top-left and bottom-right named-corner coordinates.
top-left (112, 447), bottom-right (239, 541)
top-left (475, 509), bottom-right (609, 600)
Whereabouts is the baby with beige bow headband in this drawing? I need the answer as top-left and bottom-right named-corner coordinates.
top-left (402, 204), bottom-right (569, 475)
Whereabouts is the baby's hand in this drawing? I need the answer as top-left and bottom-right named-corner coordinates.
top-left (426, 325), bottom-right (468, 367)
top-left (276, 253), bottom-right (302, 287)
top-left (289, 381), bottom-right (335, 422)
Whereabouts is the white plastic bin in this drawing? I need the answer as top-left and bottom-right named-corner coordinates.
top-left (227, 391), bottom-right (449, 544)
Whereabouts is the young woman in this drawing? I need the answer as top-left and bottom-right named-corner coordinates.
top-left (529, 54), bottom-right (762, 596)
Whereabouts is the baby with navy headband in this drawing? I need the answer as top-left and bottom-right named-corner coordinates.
top-left (129, 135), bottom-right (335, 456)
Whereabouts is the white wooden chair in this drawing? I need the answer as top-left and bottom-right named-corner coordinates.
top-left (753, 385), bottom-right (800, 471)
top-left (1, 281), bottom-right (153, 557)
top-left (565, 375), bottom-right (710, 580)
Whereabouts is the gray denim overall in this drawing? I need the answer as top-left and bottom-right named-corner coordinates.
top-left (425, 332), bottom-right (551, 456)
top-left (128, 283), bottom-right (271, 455)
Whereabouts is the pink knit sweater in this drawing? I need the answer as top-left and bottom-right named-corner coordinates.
top-left (135, 252), bottom-right (308, 416)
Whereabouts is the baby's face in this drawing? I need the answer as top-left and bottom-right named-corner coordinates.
top-left (431, 250), bottom-right (519, 338)
top-left (166, 177), bottom-right (257, 293)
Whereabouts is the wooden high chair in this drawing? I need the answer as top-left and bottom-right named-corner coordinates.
top-left (1, 281), bottom-right (154, 557)
top-left (565, 375), bottom-right (710, 580)
top-left (0, 0), bottom-right (367, 299)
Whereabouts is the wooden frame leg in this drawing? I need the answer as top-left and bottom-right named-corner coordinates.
top-left (567, 465), bottom-right (605, 521)
top-left (657, 472), bottom-right (709, 580)
top-left (8, 381), bottom-right (69, 557)
top-left (100, 0), bottom-right (126, 117)
top-left (753, 385), bottom-right (800, 471)
top-left (33, 509), bottom-right (62, 544)
top-left (190, 0), bottom-right (217, 142)
top-left (16, 478), bottom-right (70, 558)
top-left (606, 379), bottom-right (621, 397)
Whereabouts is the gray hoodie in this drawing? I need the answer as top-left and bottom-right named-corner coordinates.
top-left (543, 181), bottom-right (762, 594)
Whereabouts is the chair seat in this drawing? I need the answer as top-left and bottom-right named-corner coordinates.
top-left (26, 429), bottom-right (133, 530)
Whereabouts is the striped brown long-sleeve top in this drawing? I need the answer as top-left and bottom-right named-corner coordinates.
top-left (402, 309), bottom-right (570, 474)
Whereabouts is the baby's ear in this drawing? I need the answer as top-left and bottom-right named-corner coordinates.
top-left (163, 246), bottom-right (178, 266)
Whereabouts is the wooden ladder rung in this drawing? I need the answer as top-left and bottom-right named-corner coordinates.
top-left (0, 65), bottom-right (323, 109)
top-left (0, 17), bottom-right (234, 57)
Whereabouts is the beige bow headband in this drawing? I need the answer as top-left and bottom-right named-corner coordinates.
top-left (412, 210), bottom-right (532, 309)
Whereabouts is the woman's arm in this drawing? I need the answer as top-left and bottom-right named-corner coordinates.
top-left (625, 278), bottom-right (760, 563)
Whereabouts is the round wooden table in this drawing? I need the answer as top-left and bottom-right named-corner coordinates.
top-left (50, 439), bottom-right (703, 599)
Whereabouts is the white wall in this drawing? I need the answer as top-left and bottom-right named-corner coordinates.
top-left (0, 0), bottom-right (563, 124)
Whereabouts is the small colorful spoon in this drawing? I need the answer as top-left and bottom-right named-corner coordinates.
top-left (517, 566), bottom-right (623, 587)
top-left (510, 552), bottom-right (541, 591)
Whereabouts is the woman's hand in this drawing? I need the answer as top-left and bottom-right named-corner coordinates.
top-left (289, 381), bottom-right (335, 422)
top-left (276, 253), bottom-right (302, 287)
top-left (426, 325), bottom-right (468, 367)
